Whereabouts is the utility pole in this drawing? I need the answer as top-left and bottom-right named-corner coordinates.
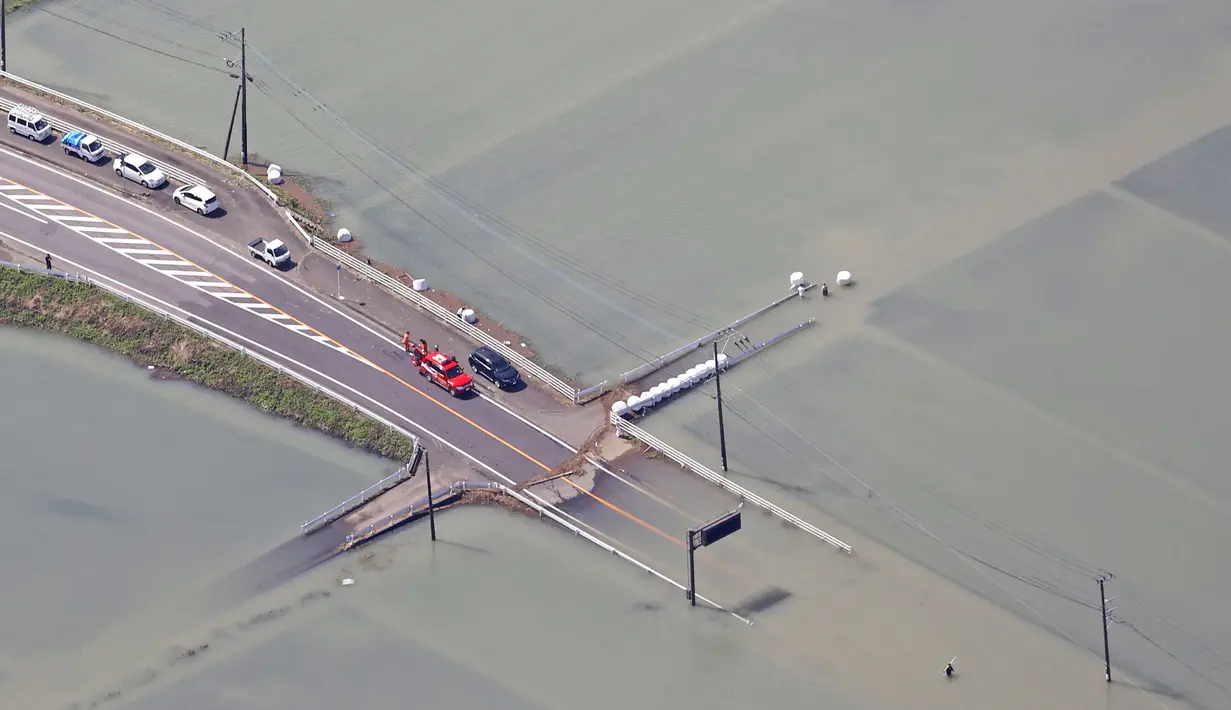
top-left (713, 341), bottom-right (728, 472)
top-left (239, 27), bottom-right (248, 168)
top-left (2, 0), bottom-right (8, 73)
top-left (1097, 573), bottom-right (1114, 682)
top-left (222, 81), bottom-right (242, 161)
top-left (424, 449), bottom-right (437, 541)
top-left (221, 28), bottom-right (253, 164)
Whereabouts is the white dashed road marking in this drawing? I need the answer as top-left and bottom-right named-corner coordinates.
top-left (0, 178), bottom-right (363, 362)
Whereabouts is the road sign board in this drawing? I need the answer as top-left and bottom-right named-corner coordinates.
top-left (698, 510), bottom-right (741, 547)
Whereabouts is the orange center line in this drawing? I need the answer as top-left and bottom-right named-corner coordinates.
top-left (561, 477), bottom-right (682, 546)
top-left (3, 173), bottom-right (686, 548)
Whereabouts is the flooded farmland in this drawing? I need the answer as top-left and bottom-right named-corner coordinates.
top-left (6, 2), bottom-right (1231, 707)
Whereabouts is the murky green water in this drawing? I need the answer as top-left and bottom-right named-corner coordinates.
top-left (0, 328), bottom-right (853, 710)
top-left (9, 3), bottom-right (1231, 707)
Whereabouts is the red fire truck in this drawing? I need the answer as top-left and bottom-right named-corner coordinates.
top-left (419, 350), bottom-right (474, 397)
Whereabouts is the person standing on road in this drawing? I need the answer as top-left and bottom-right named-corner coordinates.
top-left (44, 254), bottom-right (53, 271)
top-left (402, 331), bottom-right (411, 354)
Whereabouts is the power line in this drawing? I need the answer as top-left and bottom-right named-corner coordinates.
top-left (242, 43), bottom-right (719, 338)
top-left (250, 81), bottom-right (658, 362)
top-left (102, 2), bottom-right (721, 337)
top-left (35, 7), bottom-right (230, 76)
top-left (115, 0), bottom-right (227, 36)
top-left (37, 0), bottom-right (665, 362)
top-left (49, 0), bottom-right (726, 364)
top-left (51, 2), bottom-right (221, 60)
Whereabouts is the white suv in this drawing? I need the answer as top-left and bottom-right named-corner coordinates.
top-left (113, 152), bottom-right (166, 189)
top-left (172, 184), bottom-right (219, 215)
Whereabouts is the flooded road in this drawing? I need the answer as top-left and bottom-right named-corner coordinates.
top-left (7, 2), bottom-right (1231, 707)
top-left (0, 329), bottom-right (850, 710)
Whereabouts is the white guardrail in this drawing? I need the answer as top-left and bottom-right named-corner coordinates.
top-left (611, 414), bottom-right (853, 553)
top-left (284, 213), bottom-right (580, 401)
top-left (300, 442), bottom-right (424, 536)
top-left (0, 70), bottom-right (580, 403)
top-left (0, 70), bottom-right (278, 200)
top-left (2, 263), bottom-right (746, 617)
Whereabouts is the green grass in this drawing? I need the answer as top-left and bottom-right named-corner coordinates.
top-left (0, 267), bottom-right (418, 461)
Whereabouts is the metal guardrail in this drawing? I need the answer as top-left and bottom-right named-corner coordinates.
top-left (293, 216), bottom-right (580, 402)
top-left (300, 443), bottom-right (424, 536)
top-left (342, 479), bottom-right (476, 548)
top-left (1, 69), bottom-right (587, 404)
top-left (611, 415), bottom-right (852, 553)
top-left (613, 284), bottom-right (816, 388)
top-left (0, 266), bottom-right (747, 618)
top-left (0, 100), bottom-right (205, 188)
top-left (0, 71), bottom-right (279, 201)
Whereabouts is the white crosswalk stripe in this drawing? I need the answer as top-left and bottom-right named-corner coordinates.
top-left (50, 215), bottom-right (104, 223)
top-left (0, 179), bottom-right (360, 362)
top-left (74, 227), bottom-right (129, 234)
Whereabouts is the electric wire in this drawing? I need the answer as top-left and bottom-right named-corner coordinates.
top-left (250, 81), bottom-right (659, 362)
top-left (240, 43), bottom-right (720, 336)
top-left (30, 7), bottom-right (1225, 699)
top-left (33, 6), bottom-right (231, 76)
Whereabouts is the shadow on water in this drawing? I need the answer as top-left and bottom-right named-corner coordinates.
top-left (732, 586), bottom-right (793, 617)
top-left (205, 523), bottom-right (349, 610)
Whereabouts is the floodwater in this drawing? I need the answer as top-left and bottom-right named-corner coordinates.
top-left (8, 2), bottom-right (1231, 708)
top-left (0, 328), bottom-right (851, 710)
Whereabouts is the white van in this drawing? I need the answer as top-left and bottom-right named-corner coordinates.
top-left (7, 105), bottom-right (53, 142)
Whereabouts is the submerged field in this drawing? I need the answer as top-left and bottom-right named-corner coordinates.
top-left (7, 2), bottom-right (1231, 707)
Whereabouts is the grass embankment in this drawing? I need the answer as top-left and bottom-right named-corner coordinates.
top-left (0, 268), bottom-right (418, 460)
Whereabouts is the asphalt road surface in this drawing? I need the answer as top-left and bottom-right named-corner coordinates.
top-left (0, 142), bottom-right (741, 597)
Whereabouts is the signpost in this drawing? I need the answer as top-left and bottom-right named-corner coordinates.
top-left (336, 262), bottom-right (344, 301)
top-left (686, 507), bottom-right (742, 606)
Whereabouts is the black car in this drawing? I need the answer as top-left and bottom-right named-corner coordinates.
top-left (468, 346), bottom-right (520, 389)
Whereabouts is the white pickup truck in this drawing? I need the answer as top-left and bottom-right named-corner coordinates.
top-left (248, 238), bottom-right (290, 267)
top-left (61, 131), bottom-right (106, 162)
